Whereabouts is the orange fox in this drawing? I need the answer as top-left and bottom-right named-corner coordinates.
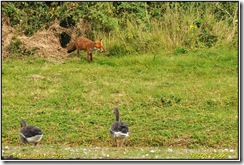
top-left (67, 36), bottom-right (104, 63)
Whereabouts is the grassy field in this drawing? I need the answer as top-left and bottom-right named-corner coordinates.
top-left (1, 46), bottom-right (239, 159)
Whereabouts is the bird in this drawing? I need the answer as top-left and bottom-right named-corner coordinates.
top-left (19, 120), bottom-right (43, 146)
top-left (109, 108), bottom-right (129, 147)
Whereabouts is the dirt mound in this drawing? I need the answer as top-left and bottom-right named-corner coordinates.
top-left (2, 21), bottom-right (15, 58)
top-left (2, 19), bottom-right (90, 59)
top-left (18, 19), bottom-right (75, 58)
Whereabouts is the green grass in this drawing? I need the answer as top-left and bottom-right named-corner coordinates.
top-left (2, 47), bottom-right (239, 159)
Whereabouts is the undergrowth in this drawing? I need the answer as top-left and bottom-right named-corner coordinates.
top-left (2, 2), bottom-right (238, 55)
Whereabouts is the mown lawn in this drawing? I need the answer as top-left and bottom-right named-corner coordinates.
top-left (1, 47), bottom-right (239, 159)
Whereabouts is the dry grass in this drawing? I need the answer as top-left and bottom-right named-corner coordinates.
top-left (2, 145), bottom-right (238, 160)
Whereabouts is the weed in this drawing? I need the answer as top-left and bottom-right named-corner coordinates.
top-left (173, 46), bottom-right (188, 55)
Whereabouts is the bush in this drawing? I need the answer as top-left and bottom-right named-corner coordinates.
top-left (8, 37), bottom-right (36, 57)
top-left (2, 2), bottom-right (238, 55)
top-left (174, 46), bottom-right (188, 55)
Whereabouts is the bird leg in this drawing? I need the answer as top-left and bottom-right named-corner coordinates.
top-left (114, 137), bottom-right (119, 147)
top-left (34, 142), bottom-right (40, 146)
top-left (120, 139), bottom-right (125, 147)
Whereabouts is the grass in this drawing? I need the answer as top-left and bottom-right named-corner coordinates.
top-left (1, 46), bottom-right (239, 159)
top-left (2, 145), bottom-right (237, 159)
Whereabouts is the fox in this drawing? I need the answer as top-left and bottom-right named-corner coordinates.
top-left (67, 36), bottom-right (104, 63)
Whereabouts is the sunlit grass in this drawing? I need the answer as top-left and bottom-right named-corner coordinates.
top-left (1, 46), bottom-right (238, 159)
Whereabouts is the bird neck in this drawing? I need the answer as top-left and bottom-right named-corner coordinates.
top-left (21, 120), bottom-right (27, 127)
top-left (115, 110), bottom-right (120, 122)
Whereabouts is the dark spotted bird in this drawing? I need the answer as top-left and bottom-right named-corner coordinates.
top-left (19, 120), bottom-right (43, 146)
top-left (109, 108), bottom-right (129, 147)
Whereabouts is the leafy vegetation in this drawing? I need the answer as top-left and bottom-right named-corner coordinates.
top-left (2, 2), bottom-right (238, 53)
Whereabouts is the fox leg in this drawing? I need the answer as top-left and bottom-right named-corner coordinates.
top-left (77, 49), bottom-right (80, 57)
top-left (90, 53), bottom-right (93, 61)
top-left (87, 52), bottom-right (90, 63)
top-left (87, 51), bottom-right (92, 63)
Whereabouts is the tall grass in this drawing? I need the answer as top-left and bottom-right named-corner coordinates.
top-left (94, 2), bottom-right (238, 57)
top-left (3, 2), bottom-right (238, 56)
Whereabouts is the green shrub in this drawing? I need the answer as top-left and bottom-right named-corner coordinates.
top-left (8, 37), bottom-right (37, 57)
top-left (9, 37), bottom-right (22, 54)
top-left (108, 44), bottom-right (131, 56)
top-left (2, 2), bottom-right (238, 54)
top-left (174, 46), bottom-right (188, 55)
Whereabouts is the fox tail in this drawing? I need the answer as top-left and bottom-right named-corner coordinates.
top-left (67, 42), bottom-right (76, 53)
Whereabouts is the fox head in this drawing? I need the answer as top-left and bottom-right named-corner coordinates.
top-left (94, 39), bottom-right (104, 52)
